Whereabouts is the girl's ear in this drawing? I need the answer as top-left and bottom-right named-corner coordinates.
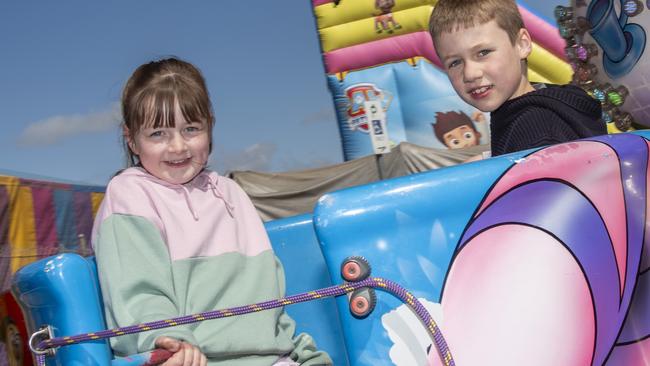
top-left (123, 125), bottom-right (138, 154)
top-left (516, 28), bottom-right (533, 59)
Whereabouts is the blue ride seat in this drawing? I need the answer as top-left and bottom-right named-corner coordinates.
top-left (12, 214), bottom-right (349, 365)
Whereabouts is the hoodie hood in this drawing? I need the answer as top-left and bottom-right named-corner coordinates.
top-left (491, 83), bottom-right (605, 138)
top-left (120, 167), bottom-right (235, 220)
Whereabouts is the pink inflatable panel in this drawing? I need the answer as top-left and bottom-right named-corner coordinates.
top-left (323, 31), bottom-right (442, 74)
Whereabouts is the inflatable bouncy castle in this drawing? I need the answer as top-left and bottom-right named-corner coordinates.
top-left (311, 0), bottom-right (573, 160)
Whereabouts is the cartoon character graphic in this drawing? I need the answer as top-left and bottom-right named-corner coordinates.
top-left (426, 134), bottom-right (650, 365)
top-left (344, 83), bottom-right (392, 133)
top-left (432, 111), bottom-right (484, 149)
top-left (374, 0), bottom-right (402, 34)
top-left (585, 0), bottom-right (646, 78)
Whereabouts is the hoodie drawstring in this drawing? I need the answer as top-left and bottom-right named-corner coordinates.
top-left (183, 174), bottom-right (235, 220)
top-left (208, 179), bottom-right (235, 218)
top-left (180, 185), bottom-right (200, 221)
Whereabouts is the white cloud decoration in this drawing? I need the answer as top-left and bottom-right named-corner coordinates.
top-left (381, 298), bottom-right (443, 366)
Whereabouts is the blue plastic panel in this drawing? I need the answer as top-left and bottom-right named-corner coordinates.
top-left (12, 254), bottom-right (111, 366)
top-left (265, 214), bottom-right (349, 366)
top-left (314, 149), bottom-right (515, 365)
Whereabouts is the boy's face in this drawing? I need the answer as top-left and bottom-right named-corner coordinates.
top-left (435, 20), bottom-right (534, 112)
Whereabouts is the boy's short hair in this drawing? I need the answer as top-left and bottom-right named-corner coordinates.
top-left (429, 0), bottom-right (525, 44)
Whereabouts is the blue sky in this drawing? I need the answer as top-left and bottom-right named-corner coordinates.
top-left (0, 1), bottom-right (561, 185)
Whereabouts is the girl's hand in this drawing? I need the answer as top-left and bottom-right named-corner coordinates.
top-left (155, 336), bottom-right (208, 366)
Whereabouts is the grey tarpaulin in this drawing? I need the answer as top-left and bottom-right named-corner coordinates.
top-left (229, 142), bottom-right (490, 221)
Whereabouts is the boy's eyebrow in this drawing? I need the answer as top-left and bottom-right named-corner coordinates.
top-left (440, 41), bottom-right (494, 61)
top-left (469, 42), bottom-right (493, 50)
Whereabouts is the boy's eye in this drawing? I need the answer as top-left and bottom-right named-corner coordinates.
top-left (463, 132), bottom-right (474, 140)
top-left (478, 49), bottom-right (492, 57)
top-left (447, 60), bottom-right (461, 69)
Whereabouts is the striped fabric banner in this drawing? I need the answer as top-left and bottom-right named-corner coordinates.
top-left (0, 174), bottom-right (105, 292)
top-left (9, 185), bottom-right (37, 276)
top-left (73, 190), bottom-right (94, 254)
top-left (31, 185), bottom-right (58, 258)
top-left (0, 185), bottom-right (10, 291)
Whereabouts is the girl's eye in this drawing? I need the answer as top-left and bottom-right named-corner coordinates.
top-left (184, 125), bottom-right (203, 134)
top-left (149, 130), bottom-right (164, 138)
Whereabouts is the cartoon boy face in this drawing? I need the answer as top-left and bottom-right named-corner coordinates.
top-left (442, 125), bottom-right (479, 149)
top-left (433, 111), bottom-right (482, 149)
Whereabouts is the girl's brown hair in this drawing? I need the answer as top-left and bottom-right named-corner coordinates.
top-left (121, 57), bottom-right (215, 167)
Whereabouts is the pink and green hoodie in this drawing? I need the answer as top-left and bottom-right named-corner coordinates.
top-left (92, 167), bottom-right (331, 365)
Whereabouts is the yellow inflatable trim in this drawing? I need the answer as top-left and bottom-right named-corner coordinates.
top-left (528, 44), bottom-right (572, 85)
top-left (314, 0), bottom-right (437, 30)
top-left (320, 5), bottom-right (433, 52)
top-left (333, 57), bottom-right (427, 81)
top-left (607, 123), bottom-right (633, 134)
top-left (527, 68), bottom-right (551, 84)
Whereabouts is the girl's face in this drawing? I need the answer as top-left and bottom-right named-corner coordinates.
top-left (128, 105), bottom-right (210, 185)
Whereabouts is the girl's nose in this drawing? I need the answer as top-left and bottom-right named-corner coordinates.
top-left (168, 133), bottom-right (188, 153)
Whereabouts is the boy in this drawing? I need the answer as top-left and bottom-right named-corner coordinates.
top-left (429, 0), bottom-right (606, 157)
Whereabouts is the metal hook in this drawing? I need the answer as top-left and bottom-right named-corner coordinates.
top-left (29, 325), bottom-right (56, 357)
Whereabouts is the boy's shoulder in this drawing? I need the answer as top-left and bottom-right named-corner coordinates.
top-left (522, 83), bottom-right (590, 102)
top-left (493, 83), bottom-right (600, 120)
top-left (490, 83), bottom-right (606, 155)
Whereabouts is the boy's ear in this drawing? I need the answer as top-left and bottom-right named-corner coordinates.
top-left (516, 28), bottom-right (533, 60)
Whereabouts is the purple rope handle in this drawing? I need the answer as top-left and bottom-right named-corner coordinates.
top-left (33, 277), bottom-right (454, 366)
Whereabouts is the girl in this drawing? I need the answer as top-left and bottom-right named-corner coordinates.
top-left (92, 58), bottom-right (332, 366)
